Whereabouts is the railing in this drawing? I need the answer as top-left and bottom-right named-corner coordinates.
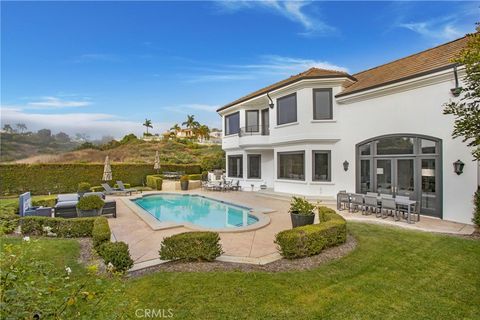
top-left (239, 125), bottom-right (269, 137)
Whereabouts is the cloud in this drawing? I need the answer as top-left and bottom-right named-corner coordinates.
top-left (25, 96), bottom-right (91, 109)
top-left (0, 107), bottom-right (170, 139)
top-left (185, 55), bottom-right (348, 83)
top-left (72, 53), bottom-right (122, 63)
top-left (214, 1), bottom-right (335, 36)
top-left (398, 21), bottom-right (463, 41)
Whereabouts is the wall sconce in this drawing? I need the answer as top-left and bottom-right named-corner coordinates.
top-left (343, 160), bottom-right (349, 172)
top-left (453, 159), bottom-right (464, 175)
top-left (267, 92), bottom-right (274, 109)
top-left (450, 65), bottom-right (462, 97)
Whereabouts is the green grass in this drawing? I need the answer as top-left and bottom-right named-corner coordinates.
top-left (2, 223), bottom-right (479, 319)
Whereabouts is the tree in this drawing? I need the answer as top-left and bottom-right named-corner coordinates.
top-left (170, 123), bottom-right (181, 134)
top-left (75, 133), bottom-right (90, 142)
top-left (15, 123), bottom-right (27, 133)
top-left (182, 115), bottom-right (200, 130)
top-left (443, 26), bottom-right (480, 160)
top-left (54, 132), bottom-right (71, 143)
top-left (143, 119), bottom-right (153, 135)
top-left (2, 124), bottom-right (13, 133)
top-left (197, 125), bottom-right (211, 141)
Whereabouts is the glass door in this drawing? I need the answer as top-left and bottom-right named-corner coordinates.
top-left (396, 158), bottom-right (415, 198)
top-left (375, 159), bottom-right (393, 194)
top-left (420, 158), bottom-right (439, 217)
top-left (261, 109), bottom-right (269, 135)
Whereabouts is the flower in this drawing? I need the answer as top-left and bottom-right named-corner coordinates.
top-left (43, 226), bottom-right (52, 233)
top-left (22, 236), bottom-right (30, 242)
top-left (65, 266), bottom-right (72, 275)
top-left (106, 262), bottom-right (115, 272)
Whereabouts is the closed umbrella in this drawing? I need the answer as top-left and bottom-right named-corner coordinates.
top-left (102, 155), bottom-right (112, 182)
top-left (154, 150), bottom-right (161, 174)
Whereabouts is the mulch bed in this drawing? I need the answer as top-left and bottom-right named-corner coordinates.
top-left (76, 238), bottom-right (106, 273)
top-left (128, 234), bottom-right (357, 277)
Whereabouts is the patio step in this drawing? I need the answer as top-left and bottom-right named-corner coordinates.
top-left (255, 189), bottom-right (336, 204)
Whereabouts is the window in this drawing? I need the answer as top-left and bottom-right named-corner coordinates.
top-left (228, 155), bottom-right (243, 178)
top-left (247, 155), bottom-right (261, 179)
top-left (278, 152), bottom-right (304, 180)
top-left (312, 151), bottom-right (331, 181)
top-left (245, 110), bottom-right (259, 133)
top-left (225, 112), bottom-right (240, 136)
top-left (421, 139), bottom-right (437, 154)
top-left (313, 89), bottom-right (333, 120)
top-left (277, 93), bottom-right (297, 125)
top-left (376, 137), bottom-right (414, 155)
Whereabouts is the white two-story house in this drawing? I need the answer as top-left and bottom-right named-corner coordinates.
top-left (217, 35), bottom-right (478, 225)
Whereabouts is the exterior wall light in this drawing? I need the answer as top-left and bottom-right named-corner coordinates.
top-left (343, 160), bottom-right (349, 171)
top-left (450, 65), bottom-right (462, 97)
top-left (453, 159), bottom-right (464, 175)
top-left (267, 92), bottom-right (274, 109)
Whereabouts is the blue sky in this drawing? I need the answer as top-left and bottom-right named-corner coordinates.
top-left (1, 1), bottom-right (478, 138)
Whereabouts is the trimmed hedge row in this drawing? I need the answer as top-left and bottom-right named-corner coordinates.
top-left (20, 216), bottom-right (96, 237)
top-left (159, 231), bottom-right (223, 262)
top-left (275, 206), bottom-right (347, 259)
top-left (92, 217), bottom-right (111, 248)
top-left (0, 163), bottom-right (201, 195)
top-left (146, 175), bottom-right (163, 190)
top-left (188, 174), bottom-right (202, 181)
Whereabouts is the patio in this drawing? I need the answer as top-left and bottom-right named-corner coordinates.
top-left (106, 189), bottom-right (475, 270)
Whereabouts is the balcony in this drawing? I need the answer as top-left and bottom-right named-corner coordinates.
top-left (239, 125), bottom-right (269, 137)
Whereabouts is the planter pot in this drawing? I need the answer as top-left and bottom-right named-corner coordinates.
top-left (76, 207), bottom-right (103, 217)
top-left (180, 180), bottom-right (189, 191)
top-left (290, 211), bottom-right (315, 228)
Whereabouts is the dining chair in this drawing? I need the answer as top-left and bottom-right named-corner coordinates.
top-left (337, 192), bottom-right (350, 211)
top-left (381, 197), bottom-right (398, 220)
top-left (350, 194), bottom-right (365, 213)
top-left (364, 195), bottom-right (380, 216)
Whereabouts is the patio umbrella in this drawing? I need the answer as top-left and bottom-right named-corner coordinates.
top-left (154, 150), bottom-right (161, 174)
top-left (102, 155), bottom-right (112, 182)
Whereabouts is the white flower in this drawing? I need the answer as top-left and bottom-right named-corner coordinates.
top-left (43, 226), bottom-right (52, 232)
top-left (22, 236), bottom-right (30, 242)
top-left (65, 266), bottom-right (72, 275)
top-left (106, 262), bottom-right (114, 272)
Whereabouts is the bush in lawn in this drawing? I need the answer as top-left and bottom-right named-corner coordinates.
top-left (32, 196), bottom-right (56, 208)
top-left (98, 242), bottom-right (133, 273)
top-left (473, 188), bottom-right (480, 227)
top-left (92, 217), bottom-right (111, 248)
top-left (113, 183), bottom-right (130, 189)
top-left (159, 231), bottom-right (223, 262)
top-left (0, 204), bottom-right (19, 235)
top-left (201, 171), bottom-right (208, 181)
top-left (90, 185), bottom-right (104, 192)
top-left (275, 206), bottom-right (347, 259)
top-left (77, 195), bottom-right (104, 211)
top-left (77, 182), bottom-right (91, 193)
top-left (146, 175), bottom-right (163, 190)
top-left (188, 174), bottom-right (202, 180)
top-left (20, 216), bottom-right (95, 237)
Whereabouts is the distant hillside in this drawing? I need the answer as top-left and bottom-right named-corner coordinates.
top-left (12, 138), bottom-right (225, 170)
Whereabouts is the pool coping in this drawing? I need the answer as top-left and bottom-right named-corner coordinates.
top-left (120, 192), bottom-right (272, 233)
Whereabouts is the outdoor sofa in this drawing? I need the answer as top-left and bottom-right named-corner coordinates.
top-left (54, 192), bottom-right (117, 218)
top-left (18, 192), bottom-right (53, 217)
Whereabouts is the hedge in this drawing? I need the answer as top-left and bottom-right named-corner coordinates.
top-left (98, 242), bottom-right (134, 273)
top-left (20, 216), bottom-right (96, 237)
top-left (0, 163), bottom-right (201, 195)
top-left (188, 174), bottom-right (202, 181)
top-left (159, 231), bottom-right (223, 262)
top-left (146, 175), bottom-right (163, 190)
top-left (473, 188), bottom-right (480, 227)
top-left (92, 217), bottom-right (111, 248)
top-left (275, 206), bottom-right (347, 259)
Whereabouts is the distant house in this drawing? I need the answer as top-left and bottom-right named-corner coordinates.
top-left (163, 128), bottom-right (222, 144)
top-left (217, 35), bottom-right (477, 225)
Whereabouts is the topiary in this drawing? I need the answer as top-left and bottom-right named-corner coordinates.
top-left (77, 195), bottom-right (104, 211)
top-left (180, 175), bottom-right (189, 182)
top-left (77, 182), bottom-right (91, 193)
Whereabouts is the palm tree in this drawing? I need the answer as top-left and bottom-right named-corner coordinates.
top-left (182, 115), bottom-right (200, 129)
top-left (197, 125), bottom-right (211, 141)
top-left (170, 123), bottom-right (181, 134)
top-left (2, 124), bottom-right (13, 133)
top-left (143, 119), bottom-right (153, 135)
top-left (16, 123), bottom-right (27, 133)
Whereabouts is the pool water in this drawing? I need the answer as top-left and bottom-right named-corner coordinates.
top-left (132, 194), bottom-right (259, 229)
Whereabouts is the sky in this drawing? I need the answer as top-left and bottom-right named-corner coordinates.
top-left (1, 1), bottom-right (479, 139)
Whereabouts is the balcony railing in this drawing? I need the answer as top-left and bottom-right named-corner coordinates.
top-left (239, 125), bottom-right (269, 137)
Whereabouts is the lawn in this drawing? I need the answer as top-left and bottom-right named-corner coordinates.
top-left (2, 223), bottom-right (479, 319)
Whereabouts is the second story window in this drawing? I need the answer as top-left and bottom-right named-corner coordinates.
top-left (245, 110), bottom-right (259, 133)
top-left (277, 93), bottom-right (297, 125)
top-left (313, 88), bottom-right (333, 120)
top-left (225, 112), bottom-right (240, 135)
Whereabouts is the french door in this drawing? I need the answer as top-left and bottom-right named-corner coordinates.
top-left (261, 109), bottom-right (269, 135)
top-left (375, 158), bottom-right (415, 197)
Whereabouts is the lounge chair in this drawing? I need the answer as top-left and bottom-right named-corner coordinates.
top-left (101, 183), bottom-right (131, 196)
top-left (54, 192), bottom-right (117, 218)
top-left (116, 181), bottom-right (138, 194)
top-left (19, 192), bottom-right (53, 217)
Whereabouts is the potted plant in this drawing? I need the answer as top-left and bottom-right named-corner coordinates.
top-left (180, 175), bottom-right (189, 191)
top-left (289, 196), bottom-right (316, 228)
top-left (76, 195), bottom-right (104, 217)
top-left (77, 182), bottom-right (91, 197)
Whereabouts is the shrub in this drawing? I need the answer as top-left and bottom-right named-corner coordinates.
top-left (180, 175), bottom-right (189, 182)
top-left (188, 174), bottom-right (202, 180)
top-left (20, 216), bottom-right (95, 237)
top-left (146, 175), bottom-right (163, 190)
top-left (275, 206), bottom-right (347, 259)
top-left (159, 231), bottom-right (223, 262)
top-left (77, 195), bottom-right (104, 211)
top-left (289, 196), bottom-right (316, 215)
top-left (0, 163), bottom-right (201, 195)
top-left (473, 188), bottom-right (480, 227)
top-left (90, 185), bottom-right (104, 192)
top-left (114, 183), bottom-right (130, 189)
top-left (32, 196), bottom-right (56, 208)
top-left (92, 217), bottom-right (111, 248)
top-left (77, 182), bottom-right (91, 193)
top-left (98, 242), bottom-right (133, 273)
top-left (201, 171), bottom-right (208, 181)
top-left (0, 204), bottom-right (19, 235)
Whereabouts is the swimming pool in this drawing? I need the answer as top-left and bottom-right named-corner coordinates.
top-left (132, 194), bottom-right (260, 229)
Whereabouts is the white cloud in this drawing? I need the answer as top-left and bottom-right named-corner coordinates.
top-left (0, 107), bottom-right (170, 139)
top-left (215, 1), bottom-right (335, 36)
top-left (398, 21), bottom-right (463, 41)
top-left (185, 55), bottom-right (348, 83)
top-left (25, 96), bottom-right (91, 109)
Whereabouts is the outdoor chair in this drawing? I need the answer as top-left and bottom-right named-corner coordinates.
top-left (19, 192), bottom-right (52, 217)
top-left (231, 180), bottom-right (241, 191)
top-left (101, 183), bottom-right (131, 196)
top-left (396, 196), bottom-right (420, 223)
top-left (116, 181), bottom-right (138, 194)
top-left (366, 192), bottom-right (378, 197)
top-left (223, 180), bottom-right (233, 192)
top-left (337, 191), bottom-right (350, 211)
top-left (350, 194), bottom-right (365, 213)
top-left (379, 193), bottom-right (393, 199)
top-left (381, 197), bottom-right (398, 220)
top-left (364, 195), bottom-right (380, 216)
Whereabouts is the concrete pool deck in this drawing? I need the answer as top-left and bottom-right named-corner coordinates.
top-left (106, 188), bottom-right (476, 271)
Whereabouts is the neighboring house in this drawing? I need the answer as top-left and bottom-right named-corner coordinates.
top-left (217, 35), bottom-right (477, 225)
